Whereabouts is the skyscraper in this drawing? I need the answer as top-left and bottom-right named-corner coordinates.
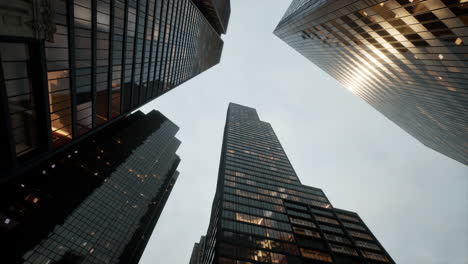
top-left (0, 110), bottom-right (180, 264)
top-left (190, 236), bottom-right (207, 264)
top-left (274, 0), bottom-right (468, 165)
top-left (0, 0), bottom-right (230, 181)
top-left (193, 103), bottom-right (394, 264)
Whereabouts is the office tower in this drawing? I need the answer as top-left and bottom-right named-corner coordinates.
top-left (193, 0), bottom-right (231, 34)
top-left (193, 103), bottom-right (394, 264)
top-left (274, 0), bottom-right (468, 165)
top-left (190, 236), bottom-right (207, 264)
top-left (0, 110), bottom-right (181, 264)
top-left (0, 0), bottom-right (230, 181)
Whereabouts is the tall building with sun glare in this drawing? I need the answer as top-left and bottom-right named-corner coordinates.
top-left (192, 103), bottom-right (394, 264)
top-left (275, 0), bottom-right (468, 165)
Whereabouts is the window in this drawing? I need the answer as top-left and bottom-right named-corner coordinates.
top-left (361, 250), bottom-right (390, 262)
top-left (324, 233), bottom-right (351, 244)
top-left (1, 42), bottom-right (40, 156)
top-left (300, 248), bottom-right (332, 262)
top-left (348, 230), bottom-right (373, 240)
top-left (219, 243), bottom-right (288, 264)
top-left (336, 213), bottom-right (360, 223)
top-left (355, 240), bottom-right (381, 251)
top-left (289, 217), bottom-right (315, 228)
top-left (293, 227), bottom-right (320, 238)
top-left (315, 215), bottom-right (339, 225)
top-left (342, 221), bottom-right (366, 231)
top-left (319, 224), bottom-right (344, 234)
top-left (330, 244), bottom-right (358, 256)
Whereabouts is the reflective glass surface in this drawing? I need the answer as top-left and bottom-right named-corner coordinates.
top-left (41, 0), bottom-right (224, 147)
top-left (0, 110), bottom-right (180, 264)
top-left (192, 104), bottom-right (395, 264)
top-left (275, 0), bottom-right (468, 165)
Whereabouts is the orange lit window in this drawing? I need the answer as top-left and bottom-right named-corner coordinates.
top-left (300, 248), bottom-right (333, 262)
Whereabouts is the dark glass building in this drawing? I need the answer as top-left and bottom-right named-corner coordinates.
top-left (193, 0), bottom-right (231, 34)
top-left (190, 236), bottom-right (207, 264)
top-left (274, 0), bottom-right (468, 165)
top-left (193, 103), bottom-right (394, 264)
top-left (0, 0), bottom-right (230, 181)
top-left (0, 110), bottom-right (180, 264)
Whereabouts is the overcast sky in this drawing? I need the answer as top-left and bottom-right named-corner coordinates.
top-left (138, 1), bottom-right (468, 263)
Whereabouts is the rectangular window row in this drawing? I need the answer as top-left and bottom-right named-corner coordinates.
top-left (226, 138), bottom-right (284, 158)
top-left (223, 194), bottom-right (286, 213)
top-left (221, 220), bottom-right (294, 242)
top-left (300, 248), bottom-right (333, 262)
top-left (224, 180), bottom-right (318, 208)
top-left (221, 210), bottom-right (292, 232)
top-left (319, 224), bottom-right (344, 234)
top-left (289, 217), bottom-right (315, 228)
top-left (223, 201), bottom-right (289, 222)
top-left (315, 215), bottom-right (340, 226)
top-left (225, 160), bottom-right (297, 181)
top-left (361, 250), bottom-right (390, 262)
top-left (226, 152), bottom-right (294, 174)
top-left (226, 142), bottom-right (286, 158)
top-left (355, 240), bottom-right (381, 251)
top-left (287, 209), bottom-right (311, 219)
top-left (324, 233), bottom-right (351, 245)
top-left (330, 243), bottom-right (359, 256)
top-left (348, 230), bottom-right (373, 241)
top-left (226, 155), bottom-right (296, 177)
top-left (293, 226), bottom-right (321, 239)
top-left (226, 144), bottom-right (287, 164)
top-left (336, 213), bottom-right (361, 223)
top-left (219, 243), bottom-right (288, 264)
top-left (225, 168), bottom-right (297, 187)
top-left (342, 221), bottom-right (367, 231)
top-left (284, 201), bottom-right (308, 211)
top-left (224, 186), bottom-right (283, 205)
top-left (222, 231), bottom-right (300, 256)
top-left (227, 133), bottom-right (282, 151)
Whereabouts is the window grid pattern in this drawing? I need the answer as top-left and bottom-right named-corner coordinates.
top-left (46, 0), bottom-right (73, 147)
top-left (36, 0), bottom-right (223, 151)
top-left (197, 103), bottom-right (395, 264)
top-left (0, 43), bottom-right (39, 156)
top-left (275, 0), bottom-right (468, 165)
top-left (22, 118), bottom-right (181, 264)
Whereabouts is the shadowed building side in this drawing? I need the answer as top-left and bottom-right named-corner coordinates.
top-left (0, 0), bottom-right (230, 182)
top-left (0, 110), bottom-right (181, 264)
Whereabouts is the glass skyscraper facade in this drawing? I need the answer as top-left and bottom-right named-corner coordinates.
top-left (0, 110), bottom-right (180, 264)
top-left (0, 0), bottom-right (230, 181)
top-left (192, 103), bottom-right (394, 264)
top-left (274, 0), bottom-right (468, 165)
top-left (193, 0), bottom-right (231, 34)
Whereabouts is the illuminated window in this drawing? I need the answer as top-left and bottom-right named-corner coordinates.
top-left (300, 248), bottom-right (332, 262)
top-left (293, 226), bottom-right (320, 238)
